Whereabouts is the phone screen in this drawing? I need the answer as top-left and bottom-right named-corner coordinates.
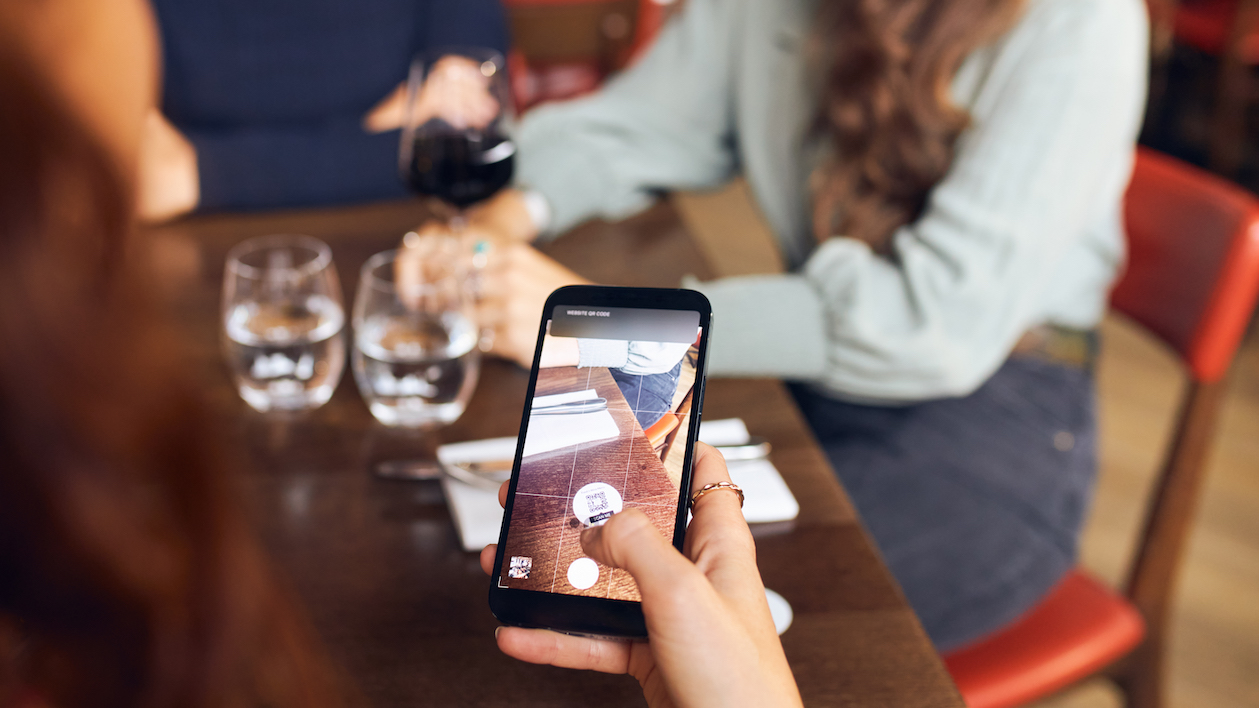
top-left (495, 303), bottom-right (704, 603)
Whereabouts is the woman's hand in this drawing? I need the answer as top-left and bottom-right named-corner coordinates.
top-left (479, 445), bottom-right (803, 708)
top-left (394, 228), bottom-right (586, 367)
top-left (136, 110), bottom-right (199, 223)
top-left (364, 56), bottom-right (499, 133)
top-left (476, 243), bottom-right (591, 367)
top-left (362, 81), bottom-right (408, 133)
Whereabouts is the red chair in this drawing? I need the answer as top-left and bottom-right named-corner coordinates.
top-left (1172, 0), bottom-right (1259, 60)
top-left (644, 411), bottom-right (679, 450)
top-left (943, 147), bottom-right (1259, 708)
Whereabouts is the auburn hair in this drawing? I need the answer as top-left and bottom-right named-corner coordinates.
top-left (811, 0), bottom-right (1026, 251)
top-left (0, 38), bottom-right (345, 708)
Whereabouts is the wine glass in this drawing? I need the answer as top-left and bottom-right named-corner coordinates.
top-left (399, 46), bottom-right (514, 222)
top-left (221, 234), bottom-right (346, 412)
top-left (398, 46), bottom-right (513, 352)
top-left (352, 249), bottom-right (480, 429)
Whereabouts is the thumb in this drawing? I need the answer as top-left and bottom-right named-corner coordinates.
top-left (580, 509), bottom-right (698, 601)
top-left (363, 82), bottom-right (406, 133)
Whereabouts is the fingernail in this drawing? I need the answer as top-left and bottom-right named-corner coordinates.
top-left (494, 626), bottom-right (501, 639)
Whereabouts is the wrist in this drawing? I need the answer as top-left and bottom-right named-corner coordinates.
top-left (471, 188), bottom-right (543, 243)
top-left (519, 188), bottom-right (552, 237)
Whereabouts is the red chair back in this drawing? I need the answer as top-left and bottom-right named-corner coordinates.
top-left (1114, 147), bottom-right (1259, 382)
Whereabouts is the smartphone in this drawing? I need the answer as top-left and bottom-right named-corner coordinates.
top-left (489, 285), bottom-right (712, 637)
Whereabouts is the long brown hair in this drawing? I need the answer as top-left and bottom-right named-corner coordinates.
top-left (811, 0), bottom-right (1025, 251)
top-left (0, 41), bottom-right (345, 708)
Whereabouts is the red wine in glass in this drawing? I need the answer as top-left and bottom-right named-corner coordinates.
top-left (400, 48), bottom-right (514, 213)
top-left (405, 131), bottom-right (515, 209)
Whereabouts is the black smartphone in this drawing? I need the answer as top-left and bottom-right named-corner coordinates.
top-left (489, 285), bottom-right (712, 637)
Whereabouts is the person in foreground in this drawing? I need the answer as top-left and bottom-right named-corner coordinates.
top-left (387, 0), bottom-right (1149, 651)
top-left (0, 2), bottom-right (799, 706)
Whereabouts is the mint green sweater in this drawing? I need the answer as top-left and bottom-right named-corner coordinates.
top-left (517, 0), bottom-right (1148, 402)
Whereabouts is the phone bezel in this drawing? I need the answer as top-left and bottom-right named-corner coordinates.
top-left (488, 285), bottom-right (712, 638)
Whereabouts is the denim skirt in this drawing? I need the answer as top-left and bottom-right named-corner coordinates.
top-left (789, 355), bottom-right (1097, 651)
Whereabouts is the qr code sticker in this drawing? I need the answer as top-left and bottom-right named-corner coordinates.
top-left (588, 491), bottom-right (608, 512)
top-left (508, 556), bottom-right (532, 579)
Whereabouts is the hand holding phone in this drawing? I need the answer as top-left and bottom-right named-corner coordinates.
top-left (489, 286), bottom-right (712, 635)
top-left (480, 444), bottom-right (803, 708)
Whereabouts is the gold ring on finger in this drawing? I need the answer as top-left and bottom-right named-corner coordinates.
top-left (690, 481), bottom-right (744, 509)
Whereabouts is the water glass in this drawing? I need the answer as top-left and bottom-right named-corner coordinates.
top-left (352, 248), bottom-right (480, 427)
top-left (221, 234), bottom-right (346, 412)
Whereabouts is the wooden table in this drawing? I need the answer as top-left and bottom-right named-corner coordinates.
top-left (144, 198), bottom-right (964, 707)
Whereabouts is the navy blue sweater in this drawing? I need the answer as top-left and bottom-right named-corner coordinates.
top-left (153, 0), bottom-right (509, 211)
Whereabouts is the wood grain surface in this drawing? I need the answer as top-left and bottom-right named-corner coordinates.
top-left (142, 198), bottom-right (964, 707)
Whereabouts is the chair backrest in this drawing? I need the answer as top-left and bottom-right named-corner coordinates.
top-left (1113, 148), bottom-right (1259, 666)
top-left (1113, 147), bottom-right (1259, 382)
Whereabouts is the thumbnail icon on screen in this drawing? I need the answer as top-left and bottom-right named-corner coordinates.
top-left (508, 555), bottom-right (533, 579)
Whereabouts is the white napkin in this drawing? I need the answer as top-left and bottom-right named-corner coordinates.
top-left (697, 418), bottom-right (752, 447)
top-left (532, 389), bottom-right (598, 408)
top-left (439, 419), bottom-right (800, 552)
top-left (522, 410), bottom-right (619, 458)
top-left (520, 388), bottom-right (620, 458)
top-left (442, 476), bottom-right (510, 552)
top-left (438, 438), bottom-right (516, 552)
top-left (697, 418), bottom-right (798, 522)
top-left (726, 458), bottom-right (800, 523)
